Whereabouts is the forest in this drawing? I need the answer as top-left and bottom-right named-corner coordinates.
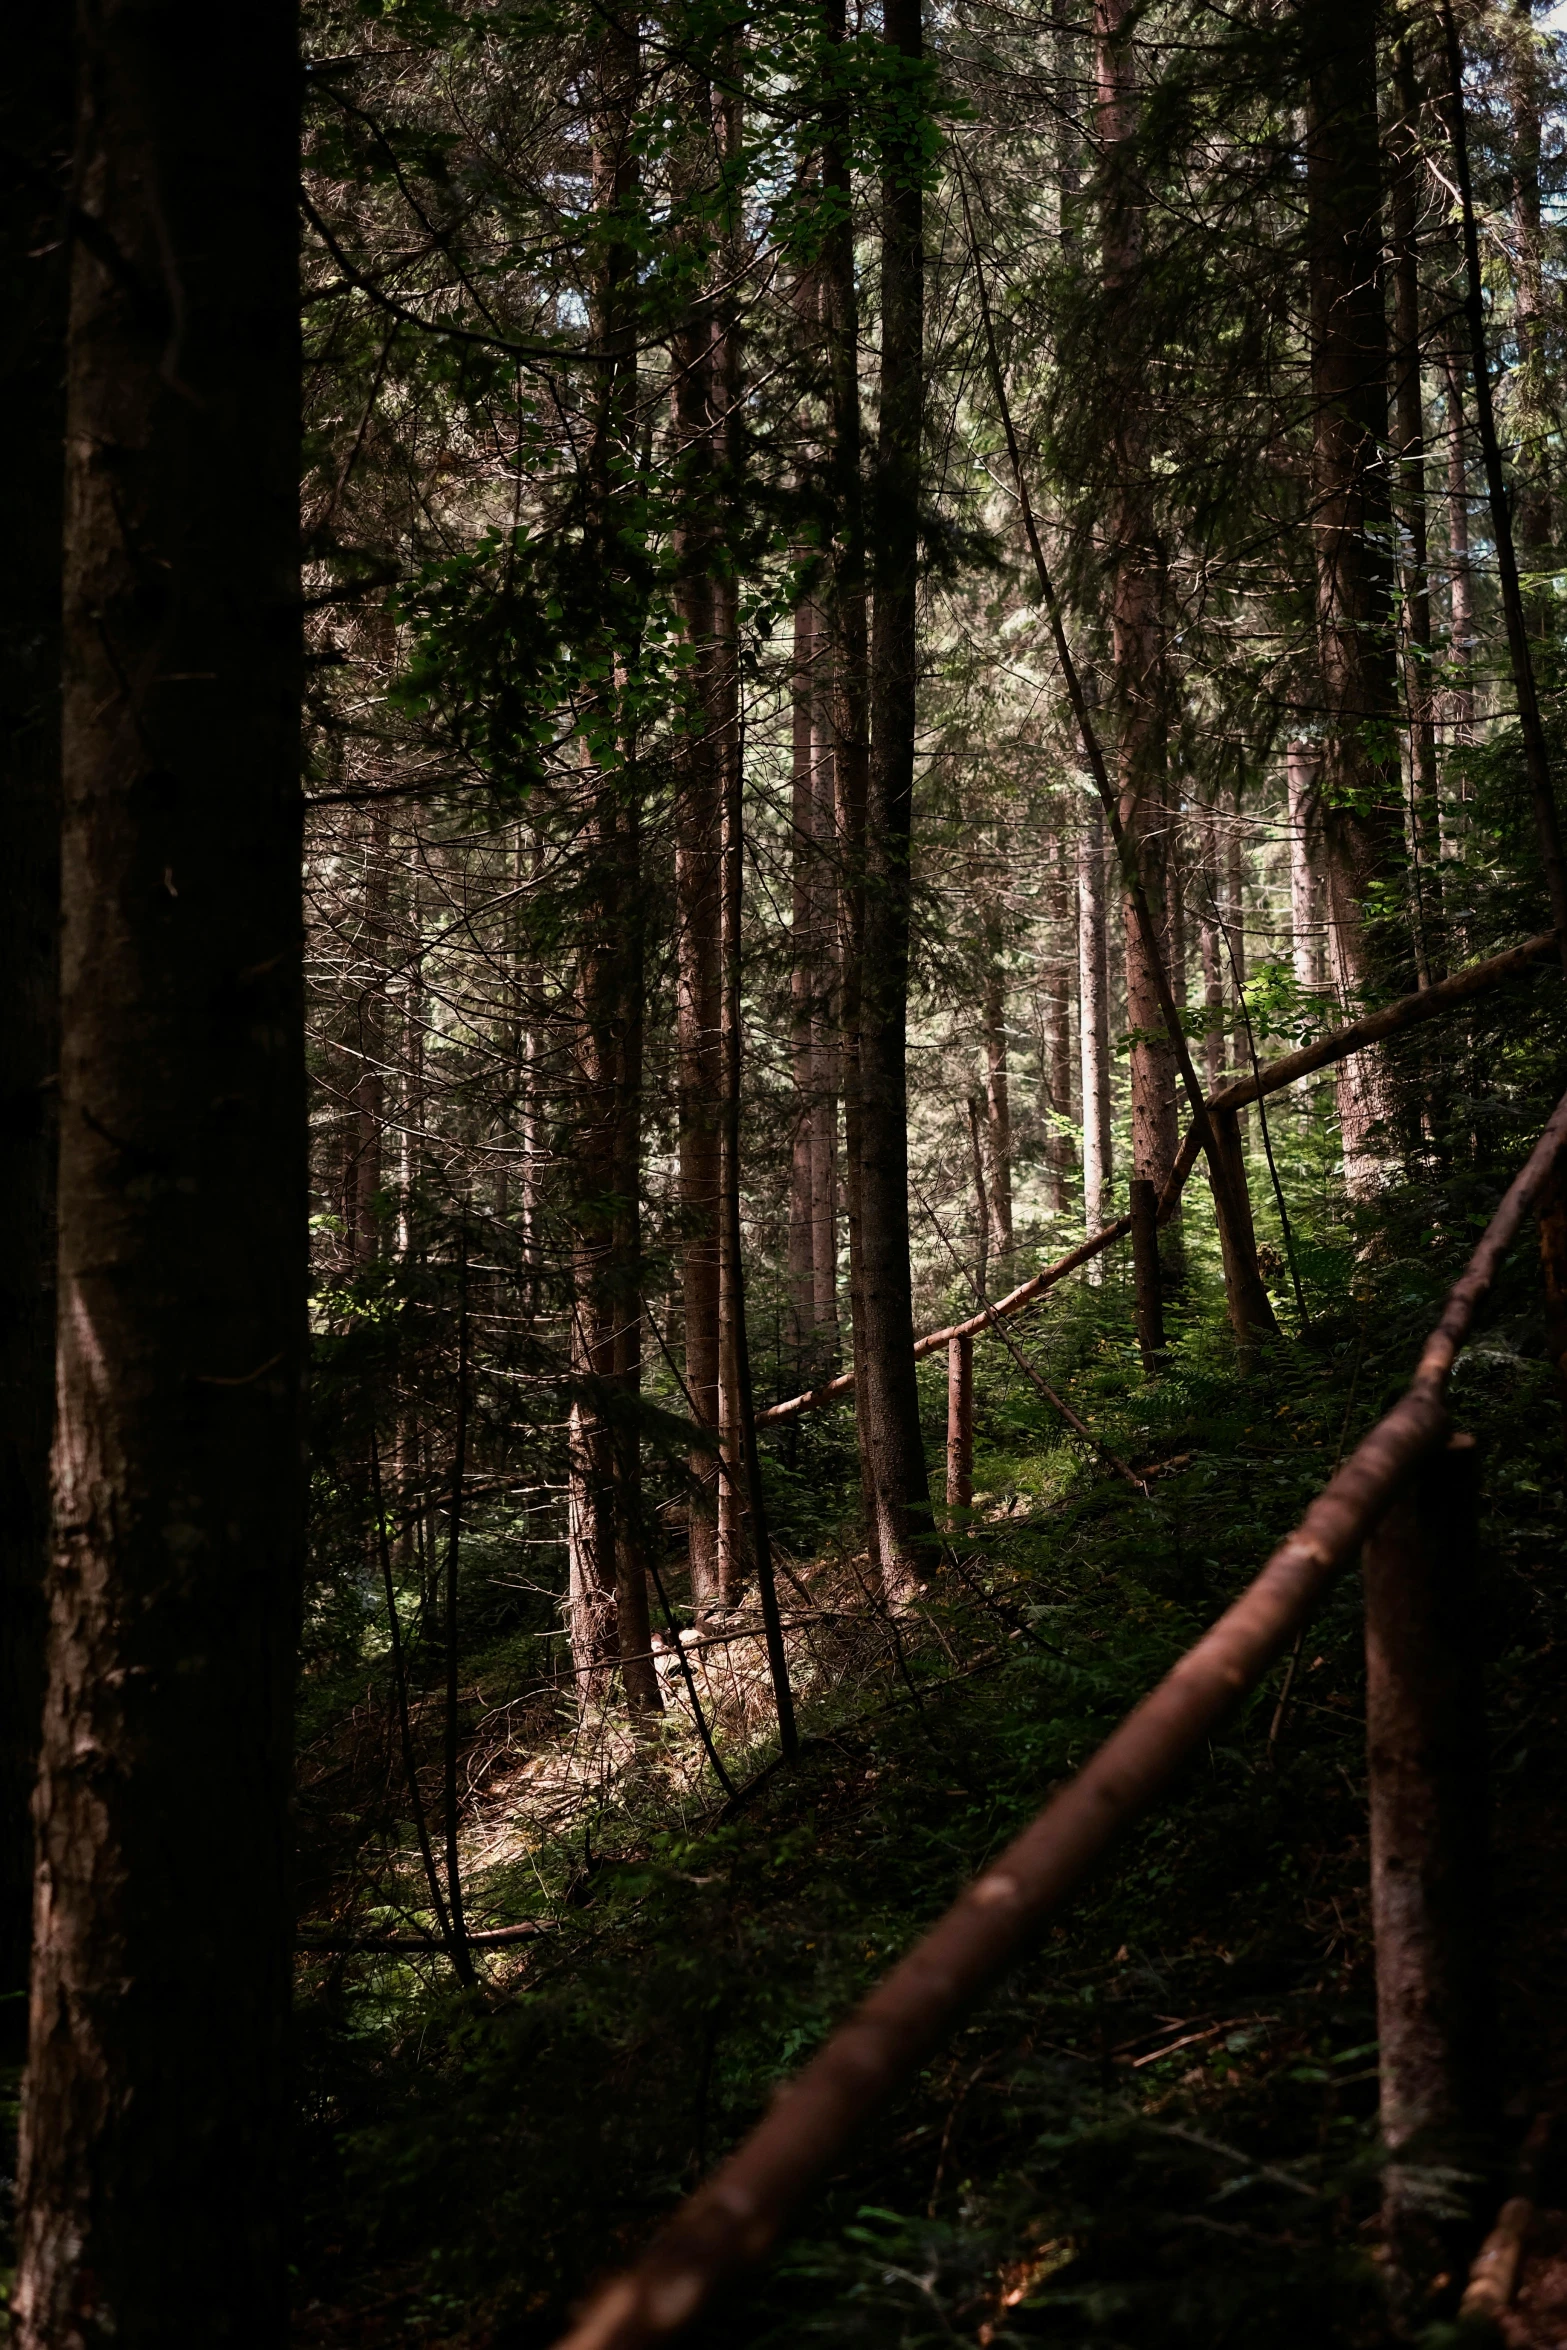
top-left (6, 0), bottom-right (1567, 2342)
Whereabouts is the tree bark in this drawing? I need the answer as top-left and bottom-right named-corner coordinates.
top-left (822, 0), bottom-right (879, 1564)
top-left (1389, 39), bottom-right (1442, 985)
top-left (716, 562), bottom-right (746, 1607)
top-left (1507, 0), bottom-right (1552, 592)
top-left (945, 1333), bottom-right (973, 1510)
top-left (1225, 787), bottom-right (1249, 1120)
top-left (810, 636), bottom-right (840, 1359)
top-left (669, 63), bottom-right (723, 1612)
top-left (1364, 1434), bottom-right (1493, 2306)
top-left (1286, 744), bottom-right (1323, 994)
top-left (1097, 0), bottom-right (1179, 1235)
top-left (1041, 836), bottom-right (1074, 1212)
top-left (565, 18), bottom-right (643, 1687)
top-left (1077, 799), bottom-right (1113, 1242)
top-left (788, 593), bottom-right (818, 1375)
top-left (856, 0), bottom-right (934, 1592)
top-left (16, 6), bottom-right (305, 2339)
top-left (0, 11), bottom-right (69, 2028)
top-left (1441, 334), bottom-right (1476, 752)
top-left (982, 944), bottom-right (1013, 1264)
top-left (1306, 4), bottom-right (1407, 1195)
top-left (348, 796), bottom-right (390, 1258)
top-left (712, 77), bottom-right (746, 1603)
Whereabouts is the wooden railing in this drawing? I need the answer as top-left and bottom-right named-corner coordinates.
top-left (552, 1076), bottom-right (1567, 2350)
top-left (758, 932), bottom-right (1558, 1437)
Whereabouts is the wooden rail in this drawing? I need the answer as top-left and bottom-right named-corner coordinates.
top-left (552, 1079), bottom-right (1567, 2350)
top-left (756, 934), bottom-right (1557, 1429)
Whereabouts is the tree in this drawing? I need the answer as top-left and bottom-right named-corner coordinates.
top-left (855, 0), bottom-right (937, 1588)
top-left (0, 10), bottom-right (70, 2032)
top-left (1305, 0), bottom-right (1407, 1193)
top-left (15, 6), bottom-right (306, 2340)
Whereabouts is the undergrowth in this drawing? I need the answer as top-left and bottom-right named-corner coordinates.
top-left (287, 1008), bottom-right (1567, 2350)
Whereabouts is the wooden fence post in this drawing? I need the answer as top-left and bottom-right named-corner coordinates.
top-left (1538, 1155), bottom-right (1567, 1449)
top-left (1363, 1430), bottom-right (1493, 2316)
top-left (1129, 1176), bottom-right (1165, 1373)
top-left (946, 1333), bottom-right (973, 1511)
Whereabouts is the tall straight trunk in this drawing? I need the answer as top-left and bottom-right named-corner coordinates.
top-left (565, 800), bottom-right (622, 1689)
top-left (518, 829), bottom-right (544, 1324)
top-left (0, 15), bottom-right (68, 2027)
top-left (982, 944), bottom-right (1012, 1262)
top-left (1442, 334), bottom-right (1476, 750)
top-left (822, 0), bottom-right (880, 1561)
top-left (788, 591), bottom-right (818, 1375)
top-left (858, 0), bottom-right (934, 1590)
top-left (1306, 2), bottom-right (1407, 1196)
top-left (1508, 0), bottom-right (1552, 588)
top-left (712, 63), bottom-right (747, 1604)
top-left (1390, 39), bottom-right (1442, 984)
top-left (1097, 0), bottom-right (1179, 1234)
top-left (349, 797), bottom-right (390, 1258)
top-left (396, 857), bottom-right (424, 1263)
top-left (810, 637), bottom-right (840, 1356)
top-left (15, 7), bottom-right (305, 2340)
top-left (671, 287), bottom-right (722, 1609)
top-left (1440, 0), bottom-right (1567, 965)
top-left (1225, 789), bottom-right (1249, 1096)
top-left (566, 19), bottom-right (642, 1686)
top-left (715, 561), bottom-right (745, 1606)
top-left (967, 1095), bottom-right (989, 1297)
top-left (1077, 799), bottom-right (1113, 1237)
top-left (1198, 801), bottom-right (1225, 1093)
top-left (1041, 837), bottom-right (1074, 1212)
top-left (611, 800), bottom-right (659, 1714)
top-left (1287, 742), bottom-right (1324, 993)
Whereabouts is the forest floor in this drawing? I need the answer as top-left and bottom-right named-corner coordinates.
top-left (4, 1135), bottom-right (1566, 2348)
top-left (277, 1140), bottom-right (1567, 2350)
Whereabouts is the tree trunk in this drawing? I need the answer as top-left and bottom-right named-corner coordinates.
top-left (1508, 0), bottom-right (1552, 595)
top-left (0, 13), bottom-right (69, 2029)
top-left (967, 1095), bottom-right (989, 1299)
top-left (1306, 2), bottom-right (1407, 1196)
top-left (788, 591), bottom-right (818, 1379)
top-left (946, 1333), bottom-right (973, 1510)
top-left (856, 0), bottom-right (934, 1592)
top-left (1041, 836), bottom-right (1075, 1212)
top-left (712, 77), bottom-right (746, 1603)
top-left (715, 575), bottom-right (745, 1607)
top-left (1097, 0), bottom-right (1180, 1239)
top-left (1078, 799), bottom-right (1113, 1241)
top-left (1225, 789), bottom-right (1249, 1112)
top-left (349, 797), bottom-right (390, 1259)
top-left (1390, 38), bottom-right (1442, 985)
top-left (611, 842), bottom-right (660, 1717)
top-left (822, 0), bottom-right (881, 1557)
top-left (16, 6), bottom-right (305, 2339)
top-left (566, 19), bottom-right (642, 1687)
top-left (1286, 743), bottom-right (1323, 993)
top-left (1442, 334), bottom-right (1476, 751)
top-left (810, 636), bottom-right (840, 1359)
top-left (1364, 1434), bottom-right (1493, 2305)
top-left (668, 65), bottom-right (723, 1613)
top-left (1198, 800), bottom-right (1226, 1094)
top-left (982, 947), bottom-right (1013, 1265)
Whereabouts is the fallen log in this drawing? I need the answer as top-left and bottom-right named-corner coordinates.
top-left (1211, 931), bottom-right (1557, 1115)
top-left (296, 1920), bottom-right (549, 1955)
top-left (755, 934), bottom-right (1557, 1429)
